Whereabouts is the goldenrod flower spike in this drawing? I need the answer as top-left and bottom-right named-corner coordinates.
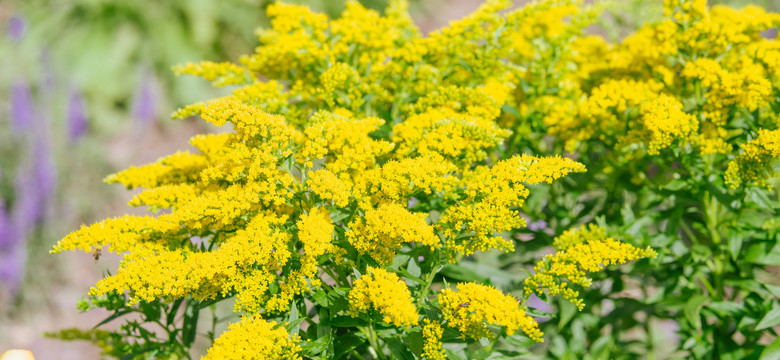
top-left (203, 317), bottom-right (302, 360)
top-left (348, 267), bottom-right (419, 328)
top-left (725, 129), bottom-right (780, 189)
top-left (422, 319), bottom-right (447, 360)
top-left (525, 225), bottom-right (657, 310)
top-left (438, 282), bottom-right (543, 342)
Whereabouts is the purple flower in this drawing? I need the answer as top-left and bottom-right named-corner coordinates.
top-left (67, 89), bottom-right (88, 141)
top-left (132, 72), bottom-right (158, 127)
top-left (9, 79), bottom-right (35, 133)
top-left (528, 219), bottom-right (548, 232)
top-left (0, 238), bottom-right (26, 295)
top-left (6, 15), bottom-right (26, 42)
top-left (12, 140), bottom-right (56, 231)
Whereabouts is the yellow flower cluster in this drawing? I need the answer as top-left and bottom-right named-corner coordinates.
top-left (348, 203), bottom-right (439, 265)
top-left (348, 267), bottom-right (418, 328)
top-left (203, 317), bottom-right (301, 360)
top-left (392, 110), bottom-right (510, 166)
top-left (439, 282), bottom-right (543, 342)
top-left (525, 225), bottom-right (657, 310)
top-left (173, 61), bottom-right (252, 87)
top-left (725, 129), bottom-right (780, 189)
top-left (55, 1), bottom-right (647, 356)
top-left (440, 155), bottom-right (586, 259)
top-left (638, 95), bottom-right (698, 155)
top-left (525, 0), bottom-right (780, 190)
top-left (422, 319), bottom-right (447, 360)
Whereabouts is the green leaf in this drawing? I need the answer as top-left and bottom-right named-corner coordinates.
top-left (333, 333), bottom-right (366, 359)
top-left (761, 336), bottom-right (780, 360)
top-left (407, 257), bottom-right (422, 278)
top-left (386, 338), bottom-right (415, 360)
top-left (289, 299), bottom-right (300, 335)
top-left (300, 333), bottom-right (331, 356)
top-left (558, 299), bottom-right (577, 329)
top-left (313, 289), bottom-right (329, 307)
top-left (283, 317), bottom-right (308, 334)
top-left (728, 235), bottom-right (744, 261)
top-left (93, 310), bottom-right (132, 329)
top-left (663, 179), bottom-right (687, 191)
top-left (765, 284), bottom-right (780, 298)
top-left (331, 316), bottom-right (365, 328)
top-left (756, 306), bottom-right (780, 331)
top-left (684, 296), bottom-right (709, 330)
top-left (181, 300), bottom-right (200, 347)
top-left (440, 264), bottom-right (487, 283)
top-left (707, 301), bottom-right (746, 317)
top-left (317, 307), bottom-right (331, 338)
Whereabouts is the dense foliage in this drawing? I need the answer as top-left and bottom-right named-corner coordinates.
top-left (50, 0), bottom-right (780, 359)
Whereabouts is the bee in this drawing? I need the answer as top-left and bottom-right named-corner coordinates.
top-left (92, 247), bottom-right (102, 262)
top-left (458, 302), bottom-right (470, 307)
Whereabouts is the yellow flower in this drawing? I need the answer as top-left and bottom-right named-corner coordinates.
top-left (104, 151), bottom-right (207, 189)
top-left (440, 155), bottom-right (586, 259)
top-left (525, 225), bottom-right (657, 310)
top-left (300, 111), bottom-right (394, 174)
top-left (173, 61), bottom-right (252, 87)
top-left (348, 203), bottom-right (439, 264)
top-left (348, 267), bottom-right (419, 328)
top-left (725, 128), bottom-right (780, 189)
top-left (639, 95), bottom-right (698, 155)
top-left (422, 319), bottom-right (447, 360)
top-left (203, 317), bottom-right (301, 360)
top-left (307, 169), bottom-right (351, 208)
top-left (438, 282), bottom-right (543, 342)
top-left (392, 110), bottom-right (510, 166)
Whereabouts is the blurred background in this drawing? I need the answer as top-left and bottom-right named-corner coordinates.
top-left (0, 0), bottom-right (777, 358)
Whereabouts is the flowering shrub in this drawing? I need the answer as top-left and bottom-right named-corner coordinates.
top-left (49, 1), bottom-right (659, 359)
top-left (503, 0), bottom-right (780, 358)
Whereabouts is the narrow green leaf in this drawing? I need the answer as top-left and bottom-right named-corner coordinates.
top-left (93, 310), bottom-right (132, 329)
top-left (289, 299), bottom-right (300, 335)
top-left (301, 333), bottom-right (331, 355)
top-left (283, 317), bottom-right (308, 334)
top-left (684, 296), bottom-right (709, 330)
top-left (181, 300), bottom-right (200, 347)
top-left (386, 338), bottom-right (415, 360)
top-left (707, 301), bottom-right (745, 317)
top-left (757, 306), bottom-right (780, 331)
top-left (728, 235), bottom-right (743, 261)
top-left (407, 257), bottom-right (421, 278)
top-left (313, 289), bottom-right (329, 307)
top-left (333, 333), bottom-right (366, 359)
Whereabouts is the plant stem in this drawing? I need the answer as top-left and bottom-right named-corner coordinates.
top-left (366, 320), bottom-right (387, 360)
top-left (417, 260), bottom-right (442, 307)
top-left (351, 350), bottom-right (369, 360)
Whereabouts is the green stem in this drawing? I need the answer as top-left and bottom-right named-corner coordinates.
top-left (366, 320), bottom-right (386, 360)
top-left (417, 260), bottom-right (442, 307)
top-left (696, 272), bottom-right (717, 297)
top-left (351, 350), bottom-right (369, 360)
top-left (680, 221), bottom-right (697, 243)
top-left (703, 191), bottom-right (726, 300)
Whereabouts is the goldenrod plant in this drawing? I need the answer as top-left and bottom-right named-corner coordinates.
top-left (502, 0), bottom-right (780, 358)
top-left (49, 1), bottom-right (657, 359)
